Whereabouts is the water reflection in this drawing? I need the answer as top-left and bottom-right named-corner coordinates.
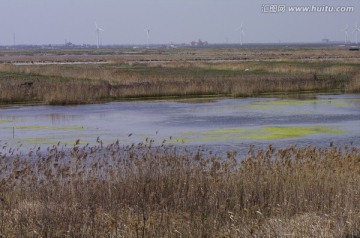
top-left (48, 113), bottom-right (83, 125)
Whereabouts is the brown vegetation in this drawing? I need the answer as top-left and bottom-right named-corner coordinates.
top-left (0, 48), bottom-right (359, 104)
top-left (0, 141), bottom-right (360, 237)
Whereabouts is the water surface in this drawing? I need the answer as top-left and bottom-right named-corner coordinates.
top-left (0, 94), bottom-right (359, 152)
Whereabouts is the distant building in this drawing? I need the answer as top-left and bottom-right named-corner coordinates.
top-left (190, 39), bottom-right (208, 47)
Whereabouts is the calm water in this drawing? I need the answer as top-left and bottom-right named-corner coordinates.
top-left (0, 94), bottom-right (359, 152)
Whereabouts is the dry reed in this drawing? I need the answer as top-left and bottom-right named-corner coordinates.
top-left (0, 140), bottom-right (360, 237)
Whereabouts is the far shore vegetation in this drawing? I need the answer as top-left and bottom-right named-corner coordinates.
top-left (0, 47), bottom-right (359, 105)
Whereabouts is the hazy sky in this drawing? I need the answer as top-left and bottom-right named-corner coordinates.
top-left (1, 0), bottom-right (359, 45)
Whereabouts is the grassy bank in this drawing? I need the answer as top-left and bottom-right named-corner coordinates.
top-left (0, 48), bottom-right (360, 104)
top-left (0, 141), bottom-right (360, 237)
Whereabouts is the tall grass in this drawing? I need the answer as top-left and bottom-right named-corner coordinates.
top-left (0, 48), bottom-right (359, 104)
top-left (0, 140), bottom-right (360, 237)
top-left (0, 62), bottom-right (357, 105)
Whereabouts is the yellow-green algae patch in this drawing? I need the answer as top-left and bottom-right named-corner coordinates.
top-left (250, 100), bottom-right (308, 108)
top-left (15, 126), bottom-right (53, 130)
top-left (250, 99), bottom-right (351, 110)
top-left (251, 126), bottom-right (345, 140)
top-left (180, 125), bottom-right (345, 142)
top-left (20, 137), bottom-right (55, 144)
top-left (180, 128), bottom-right (253, 143)
top-left (0, 120), bottom-right (14, 123)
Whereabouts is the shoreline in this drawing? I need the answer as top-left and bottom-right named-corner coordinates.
top-left (0, 47), bottom-right (359, 105)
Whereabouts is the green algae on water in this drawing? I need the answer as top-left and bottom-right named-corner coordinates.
top-left (250, 98), bottom-right (352, 110)
top-left (15, 126), bottom-right (53, 130)
top-left (251, 126), bottom-right (345, 140)
top-left (180, 125), bottom-right (345, 142)
top-left (20, 137), bottom-right (54, 144)
top-left (0, 120), bottom-right (13, 123)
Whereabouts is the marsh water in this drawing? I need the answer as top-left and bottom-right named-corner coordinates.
top-left (0, 94), bottom-right (359, 153)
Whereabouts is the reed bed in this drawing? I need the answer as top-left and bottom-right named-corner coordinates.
top-left (1, 48), bottom-right (360, 104)
top-left (0, 60), bottom-right (358, 104)
top-left (0, 140), bottom-right (360, 237)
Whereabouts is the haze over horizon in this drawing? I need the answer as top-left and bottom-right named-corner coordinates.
top-left (1, 0), bottom-right (360, 46)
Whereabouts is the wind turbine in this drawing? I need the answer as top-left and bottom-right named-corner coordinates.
top-left (95, 22), bottom-right (104, 49)
top-left (354, 22), bottom-right (360, 45)
top-left (235, 23), bottom-right (244, 46)
top-left (343, 24), bottom-right (349, 44)
top-left (144, 29), bottom-right (150, 47)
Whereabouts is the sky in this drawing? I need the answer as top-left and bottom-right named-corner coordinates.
top-left (0, 0), bottom-right (360, 45)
